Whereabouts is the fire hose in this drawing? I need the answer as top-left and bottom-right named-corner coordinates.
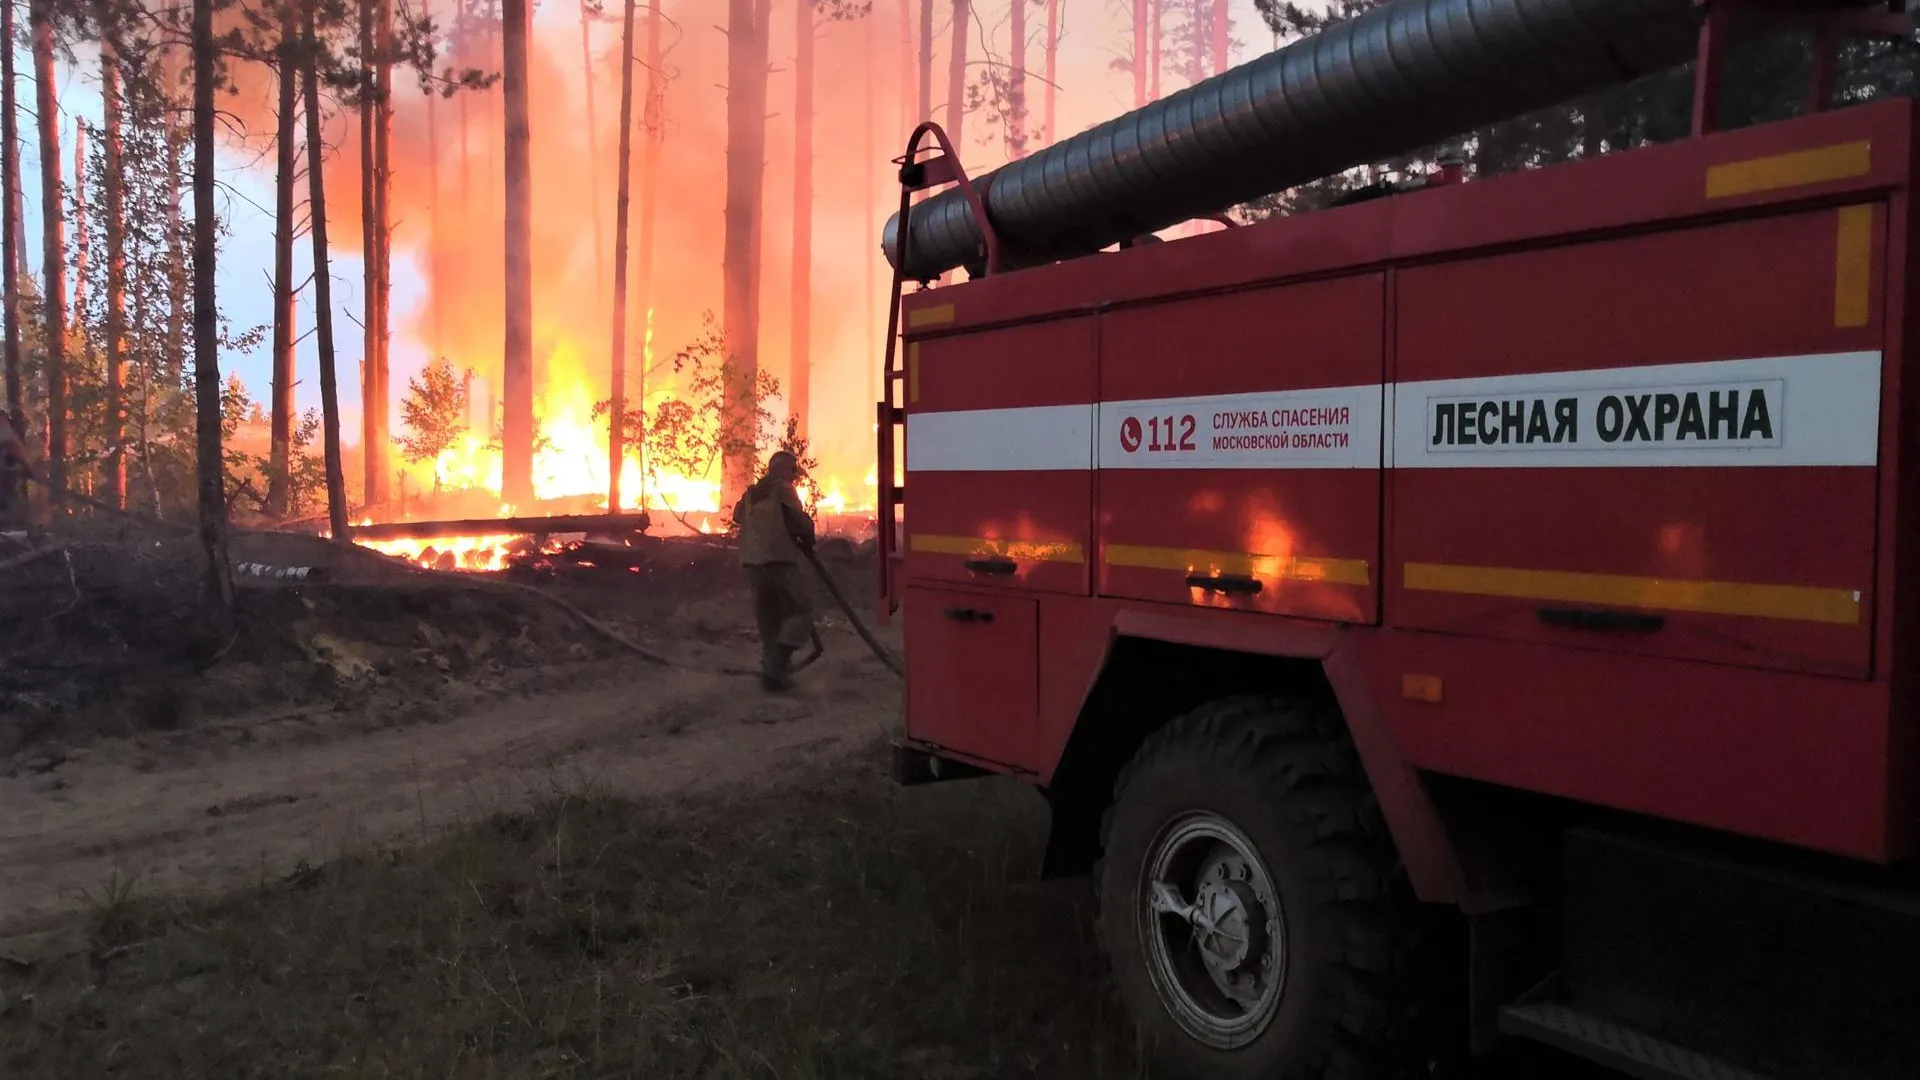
top-left (799, 545), bottom-right (902, 677)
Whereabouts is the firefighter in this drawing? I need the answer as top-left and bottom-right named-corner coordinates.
top-left (732, 450), bottom-right (818, 692)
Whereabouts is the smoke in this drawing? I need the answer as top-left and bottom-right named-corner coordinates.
top-left (203, 0), bottom-right (1237, 494)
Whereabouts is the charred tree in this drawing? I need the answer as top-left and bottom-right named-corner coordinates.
top-left (792, 0), bottom-right (815, 438)
top-left (502, 0), bottom-right (534, 503)
top-left (191, 0), bottom-right (229, 607)
top-left (608, 0), bottom-right (635, 511)
top-left (305, 1), bottom-right (349, 541)
top-left (3, 0), bottom-right (23, 459)
top-left (721, 0), bottom-right (771, 503)
top-left (103, 37), bottom-right (127, 509)
top-left (30, 0), bottom-right (65, 500)
top-left (944, 0), bottom-right (967, 145)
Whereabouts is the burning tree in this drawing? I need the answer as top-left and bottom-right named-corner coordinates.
top-left (597, 312), bottom-right (785, 521)
top-left (399, 357), bottom-right (473, 489)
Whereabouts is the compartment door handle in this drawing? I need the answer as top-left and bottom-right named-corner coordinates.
top-left (1184, 573), bottom-right (1264, 595)
top-left (1536, 607), bottom-right (1665, 634)
top-left (963, 556), bottom-right (1018, 576)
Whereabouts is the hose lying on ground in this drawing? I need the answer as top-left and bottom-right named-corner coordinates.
top-left (802, 546), bottom-right (902, 676)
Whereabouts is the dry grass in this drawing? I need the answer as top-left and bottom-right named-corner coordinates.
top-left (0, 742), bottom-right (1146, 1079)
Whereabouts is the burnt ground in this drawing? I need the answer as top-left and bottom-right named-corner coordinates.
top-left (0, 525), bottom-right (899, 944)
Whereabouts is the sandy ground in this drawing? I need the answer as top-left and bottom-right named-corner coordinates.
top-left (0, 579), bottom-right (902, 953)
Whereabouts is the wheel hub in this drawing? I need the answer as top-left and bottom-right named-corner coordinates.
top-left (1141, 813), bottom-right (1289, 1049)
top-left (1193, 878), bottom-right (1265, 971)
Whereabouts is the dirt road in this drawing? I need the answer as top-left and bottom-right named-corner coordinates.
top-left (0, 609), bottom-right (901, 949)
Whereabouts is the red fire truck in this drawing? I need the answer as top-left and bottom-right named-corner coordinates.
top-left (875, 0), bottom-right (1920, 1076)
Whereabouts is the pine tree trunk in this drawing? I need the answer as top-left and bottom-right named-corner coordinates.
top-left (608, 0), bottom-right (635, 512)
top-left (359, 0), bottom-right (377, 505)
top-left (191, 0), bottom-right (230, 608)
top-left (103, 37), bottom-right (128, 510)
top-left (72, 121), bottom-right (85, 332)
top-left (1043, 0), bottom-right (1058, 147)
top-left (897, 0), bottom-right (910, 135)
top-left (458, 3), bottom-right (471, 215)
top-left (635, 0), bottom-right (660, 502)
top-left (917, 0), bottom-right (932, 131)
top-left (863, 1), bottom-right (875, 399)
top-left (371, 0), bottom-right (394, 505)
top-left (306, 1), bottom-right (349, 542)
top-left (30, 0), bottom-right (65, 501)
top-left (791, 0), bottom-right (813, 439)
top-left (1010, 0), bottom-right (1026, 156)
top-left (427, 76), bottom-right (443, 359)
top-left (1189, 0), bottom-right (1204, 83)
top-left (268, 16), bottom-right (299, 518)
top-left (1211, 0), bottom-right (1228, 75)
top-left (944, 1), bottom-right (967, 146)
top-left (721, 0), bottom-right (771, 504)
top-left (501, 0), bottom-right (534, 503)
top-left (2, 0), bottom-right (24, 465)
top-left (580, 0), bottom-right (604, 290)
top-left (1132, 0), bottom-right (1146, 107)
top-left (1150, 0), bottom-right (1161, 99)
top-left (165, 117), bottom-right (185, 381)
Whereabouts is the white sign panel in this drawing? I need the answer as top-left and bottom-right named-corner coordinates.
top-left (1392, 351), bottom-right (1882, 469)
top-left (1097, 386), bottom-right (1383, 470)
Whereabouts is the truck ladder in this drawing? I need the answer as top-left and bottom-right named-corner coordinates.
top-left (874, 122), bottom-right (998, 625)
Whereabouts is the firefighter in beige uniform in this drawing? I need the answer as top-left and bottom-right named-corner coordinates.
top-left (732, 451), bottom-right (817, 691)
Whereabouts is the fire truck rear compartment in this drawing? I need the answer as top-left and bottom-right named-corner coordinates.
top-left (888, 90), bottom-right (1920, 1080)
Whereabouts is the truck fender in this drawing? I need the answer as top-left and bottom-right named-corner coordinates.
top-left (1043, 609), bottom-right (1473, 909)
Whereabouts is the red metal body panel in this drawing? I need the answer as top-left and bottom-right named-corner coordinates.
top-left (904, 588), bottom-right (1041, 770)
top-left (904, 317), bottom-right (1096, 597)
top-left (1097, 276), bottom-right (1385, 624)
top-left (1391, 206), bottom-right (1885, 677)
top-left (893, 98), bottom-right (1920, 873)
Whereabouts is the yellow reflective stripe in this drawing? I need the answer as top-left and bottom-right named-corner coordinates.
top-left (1403, 562), bottom-right (1860, 625)
top-left (1704, 140), bottom-right (1872, 199)
top-left (906, 302), bottom-right (957, 329)
top-left (909, 533), bottom-right (1085, 563)
top-left (1106, 544), bottom-right (1371, 587)
top-left (1835, 204), bottom-right (1874, 329)
top-left (908, 342), bottom-right (922, 403)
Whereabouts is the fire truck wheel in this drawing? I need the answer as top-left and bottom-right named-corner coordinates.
top-left (1097, 695), bottom-right (1414, 1080)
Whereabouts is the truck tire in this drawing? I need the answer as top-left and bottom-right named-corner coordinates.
top-left (1097, 695), bottom-right (1417, 1080)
